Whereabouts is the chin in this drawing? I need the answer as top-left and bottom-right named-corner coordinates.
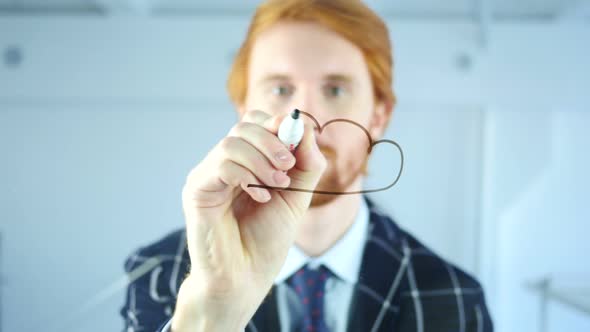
top-left (309, 173), bottom-right (361, 207)
top-left (309, 154), bottom-right (366, 207)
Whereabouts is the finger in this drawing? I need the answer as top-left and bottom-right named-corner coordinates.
top-left (217, 160), bottom-right (271, 203)
top-left (292, 122), bottom-right (326, 173)
top-left (241, 109), bottom-right (285, 134)
top-left (228, 121), bottom-right (295, 171)
top-left (282, 122), bottom-right (326, 200)
top-left (216, 136), bottom-right (291, 188)
top-left (241, 109), bottom-right (271, 124)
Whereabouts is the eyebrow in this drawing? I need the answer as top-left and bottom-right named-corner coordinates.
top-left (257, 73), bottom-right (354, 85)
top-left (257, 74), bottom-right (291, 85)
top-left (323, 74), bottom-right (354, 83)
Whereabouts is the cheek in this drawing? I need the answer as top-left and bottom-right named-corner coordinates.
top-left (333, 127), bottom-right (371, 165)
top-left (244, 92), bottom-right (289, 116)
top-left (244, 89), bottom-right (264, 110)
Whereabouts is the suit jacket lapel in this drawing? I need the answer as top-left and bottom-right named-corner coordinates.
top-left (249, 285), bottom-right (280, 332)
top-left (346, 197), bottom-right (408, 332)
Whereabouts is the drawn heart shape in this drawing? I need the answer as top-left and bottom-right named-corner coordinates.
top-left (247, 110), bottom-right (404, 195)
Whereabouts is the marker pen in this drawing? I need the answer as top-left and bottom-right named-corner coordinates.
top-left (278, 109), bottom-right (304, 152)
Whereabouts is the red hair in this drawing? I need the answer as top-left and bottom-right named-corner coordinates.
top-left (227, 0), bottom-right (395, 108)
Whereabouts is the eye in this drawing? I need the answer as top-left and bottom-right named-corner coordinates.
top-left (324, 84), bottom-right (345, 98)
top-left (271, 85), bottom-right (293, 97)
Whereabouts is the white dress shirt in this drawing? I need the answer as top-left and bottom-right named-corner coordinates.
top-left (273, 199), bottom-right (369, 332)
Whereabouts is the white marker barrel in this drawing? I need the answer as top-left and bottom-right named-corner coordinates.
top-left (278, 109), bottom-right (304, 152)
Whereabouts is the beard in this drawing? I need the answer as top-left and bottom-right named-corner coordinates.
top-left (310, 146), bottom-right (367, 207)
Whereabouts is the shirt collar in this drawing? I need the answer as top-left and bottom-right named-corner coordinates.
top-left (274, 198), bottom-right (369, 285)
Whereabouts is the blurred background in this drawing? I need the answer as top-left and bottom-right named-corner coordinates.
top-left (0, 0), bottom-right (589, 331)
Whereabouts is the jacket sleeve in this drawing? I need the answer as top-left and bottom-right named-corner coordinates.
top-left (120, 247), bottom-right (183, 332)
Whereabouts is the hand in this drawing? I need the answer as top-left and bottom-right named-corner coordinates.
top-left (171, 110), bottom-right (326, 331)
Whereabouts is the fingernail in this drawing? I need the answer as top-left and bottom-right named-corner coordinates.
top-left (256, 188), bottom-right (271, 201)
top-left (273, 170), bottom-right (290, 185)
top-left (275, 149), bottom-right (292, 162)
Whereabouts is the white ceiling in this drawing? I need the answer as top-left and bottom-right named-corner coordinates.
top-left (0, 0), bottom-right (588, 19)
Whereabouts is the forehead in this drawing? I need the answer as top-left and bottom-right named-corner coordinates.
top-left (248, 21), bottom-right (368, 81)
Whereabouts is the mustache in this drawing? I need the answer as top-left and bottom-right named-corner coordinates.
top-left (318, 146), bottom-right (337, 159)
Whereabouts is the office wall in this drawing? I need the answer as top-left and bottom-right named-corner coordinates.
top-left (482, 110), bottom-right (590, 332)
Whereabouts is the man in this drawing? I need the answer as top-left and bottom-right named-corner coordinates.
top-left (120, 0), bottom-right (493, 331)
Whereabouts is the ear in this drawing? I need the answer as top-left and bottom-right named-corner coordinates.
top-left (368, 99), bottom-right (394, 140)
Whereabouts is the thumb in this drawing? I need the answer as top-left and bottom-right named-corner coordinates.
top-left (283, 123), bottom-right (326, 199)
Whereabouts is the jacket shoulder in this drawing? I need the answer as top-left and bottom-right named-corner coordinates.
top-left (124, 228), bottom-right (188, 271)
top-left (395, 228), bottom-right (493, 330)
top-left (123, 228), bottom-right (190, 300)
top-left (120, 229), bottom-right (190, 331)
top-left (401, 230), bottom-right (483, 291)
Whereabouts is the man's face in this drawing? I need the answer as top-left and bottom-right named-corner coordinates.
top-left (241, 21), bottom-right (390, 206)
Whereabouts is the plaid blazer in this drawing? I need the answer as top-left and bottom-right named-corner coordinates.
top-left (121, 197), bottom-right (493, 331)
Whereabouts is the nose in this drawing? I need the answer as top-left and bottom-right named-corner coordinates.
top-left (289, 88), bottom-right (329, 130)
top-left (290, 111), bottom-right (332, 149)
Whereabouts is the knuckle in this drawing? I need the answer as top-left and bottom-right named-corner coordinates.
top-left (181, 184), bottom-right (200, 206)
top-left (241, 110), bottom-right (255, 122)
top-left (184, 168), bottom-right (199, 186)
top-left (235, 121), bottom-right (251, 131)
top-left (218, 160), bottom-right (237, 182)
top-left (232, 121), bottom-right (255, 136)
top-left (229, 121), bottom-right (243, 134)
top-left (244, 109), bottom-right (270, 124)
top-left (244, 109), bottom-right (262, 118)
top-left (220, 160), bottom-right (250, 187)
top-left (219, 136), bottom-right (239, 152)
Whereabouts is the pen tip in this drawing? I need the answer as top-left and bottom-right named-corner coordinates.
top-left (292, 109), bottom-right (300, 119)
